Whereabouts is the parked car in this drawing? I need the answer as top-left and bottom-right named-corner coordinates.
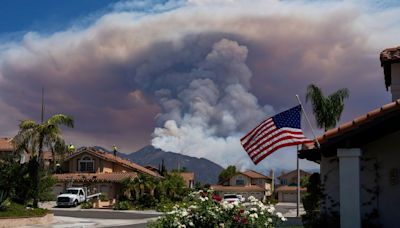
top-left (57, 187), bottom-right (101, 207)
top-left (237, 194), bottom-right (245, 202)
top-left (222, 194), bottom-right (241, 203)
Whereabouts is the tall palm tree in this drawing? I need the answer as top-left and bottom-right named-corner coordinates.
top-left (13, 114), bottom-right (74, 208)
top-left (306, 84), bottom-right (349, 131)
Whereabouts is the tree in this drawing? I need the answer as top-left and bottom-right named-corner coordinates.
top-left (13, 114), bottom-right (74, 208)
top-left (306, 84), bottom-right (349, 131)
top-left (160, 172), bottom-right (186, 201)
top-left (218, 165), bottom-right (236, 183)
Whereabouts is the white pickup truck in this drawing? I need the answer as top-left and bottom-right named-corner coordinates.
top-left (56, 187), bottom-right (101, 207)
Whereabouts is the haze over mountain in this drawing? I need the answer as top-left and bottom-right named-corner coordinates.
top-left (94, 145), bottom-right (224, 184)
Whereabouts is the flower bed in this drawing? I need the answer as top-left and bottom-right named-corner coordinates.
top-left (149, 190), bottom-right (286, 228)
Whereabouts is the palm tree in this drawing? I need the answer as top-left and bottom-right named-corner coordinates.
top-left (13, 114), bottom-right (74, 208)
top-left (306, 84), bottom-right (349, 131)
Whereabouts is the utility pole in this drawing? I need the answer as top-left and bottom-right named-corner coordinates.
top-left (41, 87), bottom-right (45, 123)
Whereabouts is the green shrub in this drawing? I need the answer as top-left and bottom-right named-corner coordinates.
top-left (0, 202), bottom-right (49, 218)
top-left (135, 194), bottom-right (157, 209)
top-left (100, 193), bottom-right (109, 201)
top-left (113, 201), bottom-right (132, 210)
top-left (80, 201), bottom-right (93, 209)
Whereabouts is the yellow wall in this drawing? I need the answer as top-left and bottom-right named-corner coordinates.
top-left (65, 152), bottom-right (135, 173)
top-left (230, 174), bottom-right (251, 186)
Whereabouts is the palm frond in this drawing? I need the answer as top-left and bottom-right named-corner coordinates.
top-left (19, 120), bottom-right (38, 130)
top-left (47, 114), bottom-right (74, 128)
top-left (305, 84), bottom-right (349, 131)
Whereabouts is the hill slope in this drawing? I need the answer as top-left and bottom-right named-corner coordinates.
top-left (126, 145), bottom-right (223, 184)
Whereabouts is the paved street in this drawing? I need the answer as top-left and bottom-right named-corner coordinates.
top-left (275, 202), bottom-right (305, 217)
top-left (22, 208), bottom-right (161, 228)
top-left (21, 202), bottom-right (303, 227)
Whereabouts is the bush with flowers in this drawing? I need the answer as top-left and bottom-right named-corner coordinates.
top-left (149, 190), bottom-right (286, 228)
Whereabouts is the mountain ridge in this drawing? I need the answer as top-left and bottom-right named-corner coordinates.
top-left (93, 145), bottom-right (224, 184)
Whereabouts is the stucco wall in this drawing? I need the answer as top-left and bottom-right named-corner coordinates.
top-left (320, 155), bottom-right (340, 214)
top-left (65, 153), bottom-right (133, 173)
top-left (391, 63), bottom-right (400, 101)
top-left (362, 131), bottom-right (400, 227)
top-left (321, 131), bottom-right (400, 227)
top-left (230, 174), bottom-right (251, 186)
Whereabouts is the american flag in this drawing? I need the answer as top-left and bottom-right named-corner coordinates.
top-left (241, 105), bottom-right (314, 165)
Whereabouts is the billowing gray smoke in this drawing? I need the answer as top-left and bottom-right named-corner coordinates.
top-left (0, 0), bottom-right (397, 170)
top-left (149, 39), bottom-right (273, 168)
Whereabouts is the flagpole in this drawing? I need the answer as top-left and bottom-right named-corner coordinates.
top-left (295, 95), bottom-right (320, 148)
top-left (297, 145), bottom-right (300, 217)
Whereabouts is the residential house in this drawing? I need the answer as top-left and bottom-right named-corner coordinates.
top-left (0, 137), bottom-right (30, 163)
top-left (275, 169), bottom-right (310, 202)
top-left (0, 137), bottom-right (14, 158)
top-left (178, 172), bottom-right (195, 189)
top-left (53, 147), bottom-right (161, 202)
top-left (211, 170), bottom-right (272, 201)
top-left (299, 46), bottom-right (400, 228)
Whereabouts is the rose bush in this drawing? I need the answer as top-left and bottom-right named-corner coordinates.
top-left (149, 190), bottom-right (286, 228)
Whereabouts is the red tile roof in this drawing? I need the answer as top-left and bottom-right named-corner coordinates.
top-left (211, 185), bottom-right (266, 192)
top-left (302, 99), bottom-right (400, 150)
top-left (275, 185), bottom-right (307, 192)
top-left (65, 147), bottom-right (161, 177)
top-left (277, 170), bottom-right (310, 179)
top-left (0, 138), bottom-right (14, 151)
top-left (241, 170), bottom-right (271, 180)
top-left (54, 172), bottom-right (138, 183)
top-left (380, 46), bottom-right (400, 65)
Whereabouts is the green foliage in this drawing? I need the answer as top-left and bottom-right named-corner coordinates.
top-left (113, 201), bottom-right (133, 210)
top-left (301, 173), bottom-right (325, 228)
top-left (135, 194), bottom-right (158, 209)
top-left (100, 193), bottom-right (109, 201)
top-left (80, 201), bottom-right (93, 209)
top-left (158, 172), bottom-right (187, 201)
top-left (306, 84), bottom-right (349, 131)
top-left (300, 175), bottom-right (309, 188)
top-left (38, 174), bottom-right (57, 201)
top-left (218, 165), bottom-right (236, 183)
top-left (150, 190), bottom-right (286, 228)
top-left (0, 202), bottom-right (49, 218)
top-left (13, 114), bottom-right (74, 208)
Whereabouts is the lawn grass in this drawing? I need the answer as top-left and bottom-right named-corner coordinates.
top-left (0, 203), bottom-right (50, 218)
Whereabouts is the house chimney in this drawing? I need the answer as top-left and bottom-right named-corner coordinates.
top-left (380, 46), bottom-right (400, 101)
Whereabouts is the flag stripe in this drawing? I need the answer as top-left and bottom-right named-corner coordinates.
top-left (249, 135), bottom-right (312, 159)
top-left (253, 141), bottom-right (305, 164)
top-left (251, 137), bottom-right (313, 163)
top-left (241, 119), bottom-right (273, 148)
top-left (240, 105), bottom-right (314, 164)
top-left (244, 127), bottom-right (303, 151)
top-left (243, 125), bottom-right (278, 150)
top-left (241, 118), bottom-right (273, 142)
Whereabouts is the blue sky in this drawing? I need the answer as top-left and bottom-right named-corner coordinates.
top-left (0, 0), bottom-right (119, 37)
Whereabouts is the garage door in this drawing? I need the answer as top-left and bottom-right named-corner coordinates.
top-left (53, 184), bottom-right (64, 199)
top-left (282, 192), bottom-right (297, 202)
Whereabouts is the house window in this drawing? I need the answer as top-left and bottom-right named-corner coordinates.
top-left (236, 179), bottom-right (245, 186)
top-left (281, 179), bottom-right (287, 185)
top-left (79, 156), bottom-right (95, 172)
